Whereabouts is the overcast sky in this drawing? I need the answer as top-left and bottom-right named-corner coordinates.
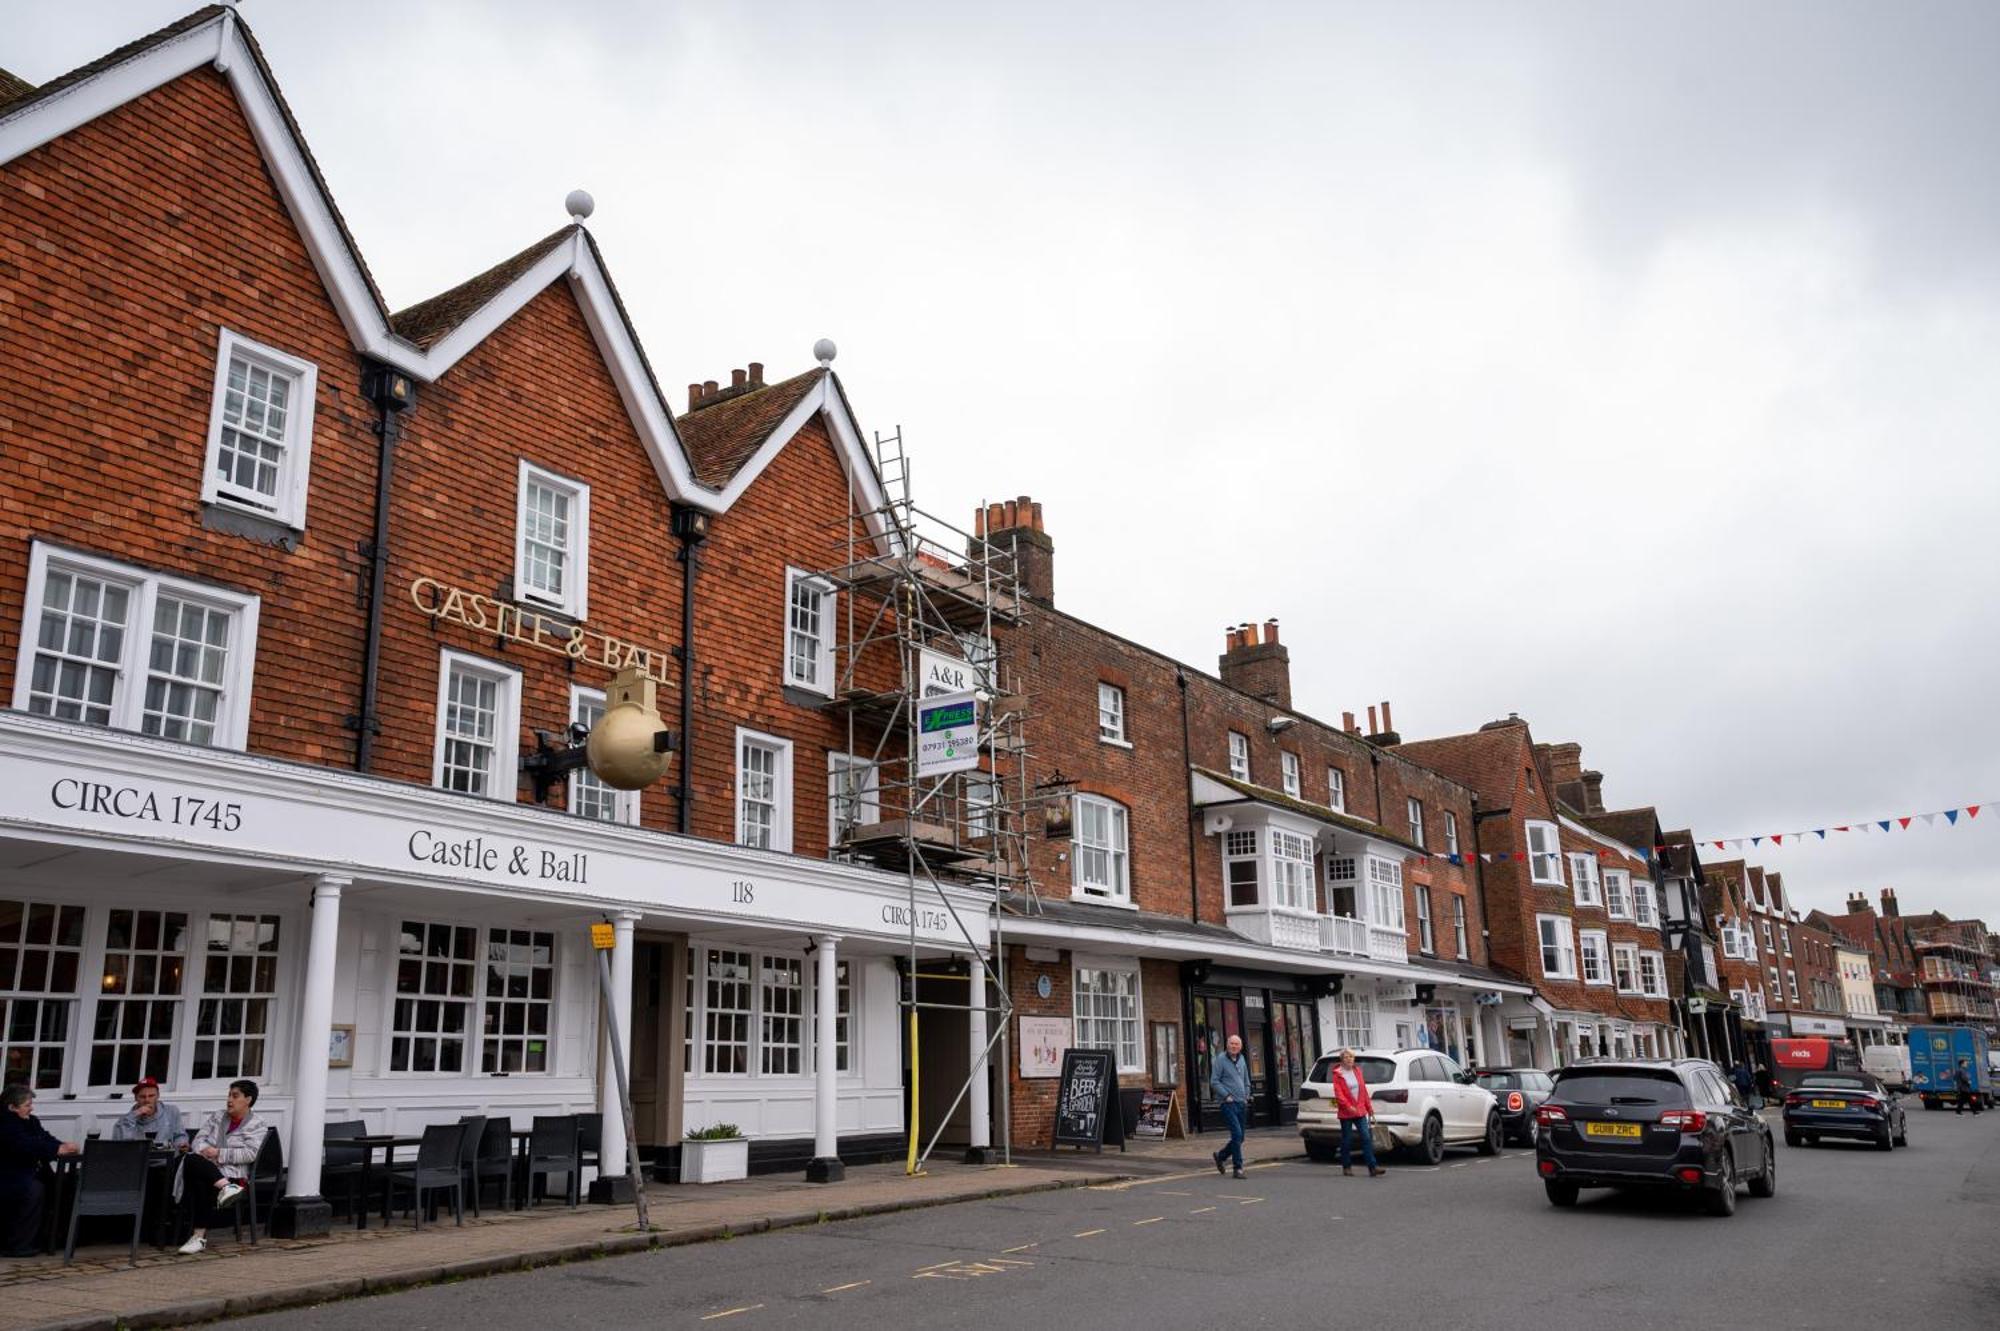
top-left (13, 1), bottom-right (1998, 921)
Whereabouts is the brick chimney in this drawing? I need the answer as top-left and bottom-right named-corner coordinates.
top-left (1846, 892), bottom-right (1869, 914)
top-left (1880, 887), bottom-right (1899, 918)
top-left (978, 496), bottom-right (1054, 605)
top-left (1219, 620), bottom-right (1291, 709)
top-left (1363, 698), bottom-right (1399, 746)
top-left (1541, 742), bottom-right (1584, 788)
top-left (684, 362), bottom-right (768, 412)
top-left (1580, 770), bottom-right (1605, 815)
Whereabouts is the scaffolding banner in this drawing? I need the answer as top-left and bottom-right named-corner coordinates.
top-left (916, 690), bottom-right (981, 776)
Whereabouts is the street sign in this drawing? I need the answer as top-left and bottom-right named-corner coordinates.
top-left (589, 922), bottom-right (616, 950)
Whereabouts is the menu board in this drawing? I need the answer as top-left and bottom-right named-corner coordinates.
top-left (1054, 1048), bottom-right (1116, 1150)
top-left (1133, 1090), bottom-right (1184, 1140)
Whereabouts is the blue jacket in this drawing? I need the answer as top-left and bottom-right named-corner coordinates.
top-left (1210, 1052), bottom-right (1252, 1104)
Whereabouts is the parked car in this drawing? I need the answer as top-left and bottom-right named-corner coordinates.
top-left (1298, 1048), bottom-right (1502, 1165)
top-left (1782, 1071), bottom-right (1907, 1150)
top-left (1859, 1044), bottom-right (1910, 1092)
top-left (1475, 1067), bottom-right (1555, 1145)
top-left (1534, 1058), bottom-right (1776, 1217)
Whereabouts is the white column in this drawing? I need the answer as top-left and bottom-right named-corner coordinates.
top-left (597, 910), bottom-right (641, 1183)
top-left (807, 934), bottom-right (843, 1181)
top-left (285, 874), bottom-right (347, 1205)
top-left (1532, 1014), bottom-right (1557, 1070)
top-left (966, 961), bottom-right (992, 1160)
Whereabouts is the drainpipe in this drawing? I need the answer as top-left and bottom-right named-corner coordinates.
top-left (669, 507), bottom-right (710, 832)
top-left (1177, 668), bottom-right (1199, 924)
top-left (350, 364), bottom-right (415, 771)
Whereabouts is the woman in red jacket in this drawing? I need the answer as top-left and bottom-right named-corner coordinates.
top-left (1329, 1049), bottom-right (1387, 1178)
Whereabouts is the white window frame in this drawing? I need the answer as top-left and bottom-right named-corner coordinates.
top-left (200, 328), bottom-right (318, 530)
top-left (1526, 821), bottom-right (1564, 886)
top-left (783, 568), bottom-right (836, 697)
top-left (1785, 968), bottom-right (1799, 1003)
top-left (1227, 731), bottom-right (1250, 781)
top-left (1613, 942), bottom-right (1641, 995)
top-left (1444, 811), bottom-right (1459, 857)
top-left (1407, 798), bottom-right (1425, 850)
top-left (513, 460), bottom-right (590, 618)
top-left (569, 685), bottom-right (639, 825)
top-left (1536, 914), bottom-right (1577, 980)
top-left (1416, 886), bottom-right (1435, 954)
top-left (827, 752), bottom-right (881, 847)
top-left (1330, 992), bottom-right (1375, 1052)
top-left (734, 729), bottom-right (795, 853)
top-left (1072, 957), bottom-right (1144, 1073)
top-left (14, 543), bottom-right (261, 750)
top-left (1642, 950), bottom-right (1669, 999)
top-left (1072, 794), bottom-right (1131, 904)
top-left (1452, 894), bottom-right (1468, 959)
top-left (1281, 752), bottom-right (1301, 798)
top-left (1097, 682), bottom-right (1128, 745)
top-left (1270, 827), bottom-right (1314, 911)
top-left (430, 649), bottom-right (522, 799)
top-left (1327, 766), bottom-right (1346, 813)
top-left (1578, 929), bottom-right (1610, 986)
top-left (1631, 878), bottom-right (1657, 927)
top-left (1367, 857), bottom-right (1406, 931)
top-left (1604, 869), bottom-right (1632, 920)
top-left (1569, 852), bottom-right (1602, 907)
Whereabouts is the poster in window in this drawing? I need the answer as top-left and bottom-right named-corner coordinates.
top-left (1150, 1021), bottom-right (1180, 1089)
top-left (328, 1024), bottom-right (355, 1069)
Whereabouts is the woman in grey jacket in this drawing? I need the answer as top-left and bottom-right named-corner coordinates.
top-left (175, 1080), bottom-right (271, 1255)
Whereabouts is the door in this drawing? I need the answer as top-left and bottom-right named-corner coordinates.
top-left (628, 935), bottom-right (688, 1153)
top-left (1436, 1054), bottom-right (1483, 1136)
top-left (1192, 991), bottom-right (1243, 1128)
top-left (1242, 992), bottom-right (1271, 1125)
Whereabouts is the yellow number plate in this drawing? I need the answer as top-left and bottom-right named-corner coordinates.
top-left (1810, 1099), bottom-right (1848, 1109)
top-left (1582, 1122), bottom-right (1644, 1139)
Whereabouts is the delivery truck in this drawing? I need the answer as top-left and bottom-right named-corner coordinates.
top-left (1907, 1026), bottom-right (1994, 1110)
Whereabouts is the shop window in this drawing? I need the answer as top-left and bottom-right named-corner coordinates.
top-left (810, 960), bottom-right (854, 1075)
top-left (89, 909), bottom-right (188, 1086)
top-left (759, 956), bottom-right (805, 1075)
top-left (1073, 963), bottom-right (1142, 1072)
top-left (0, 899), bottom-right (85, 1090)
top-left (391, 921), bottom-right (478, 1073)
top-left (193, 914), bottom-right (280, 1081)
top-left (704, 949), bottom-right (754, 1075)
top-left (482, 928), bottom-right (555, 1074)
top-left (1330, 992), bottom-right (1374, 1052)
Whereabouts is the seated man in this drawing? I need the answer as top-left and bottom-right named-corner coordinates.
top-left (175, 1079), bottom-right (271, 1255)
top-left (109, 1077), bottom-right (186, 1146)
top-left (0, 1084), bottom-right (81, 1258)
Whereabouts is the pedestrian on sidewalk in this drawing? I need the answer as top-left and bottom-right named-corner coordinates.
top-left (1211, 1034), bottom-right (1252, 1179)
top-left (175, 1080), bottom-right (271, 1255)
top-left (1952, 1059), bottom-right (1981, 1115)
top-left (1329, 1049), bottom-right (1387, 1178)
top-left (0, 1084), bottom-right (80, 1258)
top-left (1732, 1060), bottom-right (1761, 1112)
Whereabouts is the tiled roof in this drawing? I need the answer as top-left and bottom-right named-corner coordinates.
top-left (675, 368), bottom-right (826, 489)
top-left (1584, 807), bottom-right (1661, 856)
top-left (1392, 725), bottom-right (1528, 808)
top-left (0, 66), bottom-right (35, 105)
top-left (0, 7), bottom-right (222, 118)
top-left (1192, 767), bottom-right (1423, 854)
top-left (390, 227), bottom-right (573, 349)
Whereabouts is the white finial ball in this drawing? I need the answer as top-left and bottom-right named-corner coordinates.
top-left (565, 189), bottom-right (595, 222)
top-left (813, 337), bottom-right (837, 366)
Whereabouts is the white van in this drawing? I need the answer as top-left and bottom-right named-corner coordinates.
top-left (1861, 1044), bottom-right (1910, 1091)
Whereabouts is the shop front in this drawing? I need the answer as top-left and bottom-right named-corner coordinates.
top-left (1188, 964), bottom-right (1325, 1131)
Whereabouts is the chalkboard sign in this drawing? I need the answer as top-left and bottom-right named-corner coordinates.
top-left (1133, 1090), bottom-right (1182, 1139)
top-left (1054, 1048), bottom-right (1115, 1150)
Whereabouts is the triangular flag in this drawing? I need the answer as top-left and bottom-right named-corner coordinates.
top-left (1968, 805), bottom-right (1981, 819)
top-left (1897, 816), bottom-right (1912, 829)
top-left (1814, 829), bottom-right (1827, 840)
top-left (1771, 834), bottom-right (1783, 846)
top-left (1515, 852), bottom-right (1527, 862)
top-left (1878, 820), bottom-right (1892, 832)
top-left (1480, 853), bottom-right (1492, 862)
top-left (1751, 836), bottom-right (1763, 847)
top-left (1713, 841), bottom-right (1726, 852)
top-left (1944, 809), bottom-right (1959, 825)
top-left (1920, 813), bottom-right (1937, 828)
top-left (1834, 825), bottom-right (1848, 833)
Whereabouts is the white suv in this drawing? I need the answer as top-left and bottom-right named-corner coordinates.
top-left (1298, 1048), bottom-right (1503, 1165)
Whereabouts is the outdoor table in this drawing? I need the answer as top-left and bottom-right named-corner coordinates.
top-left (330, 1134), bottom-right (422, 1230)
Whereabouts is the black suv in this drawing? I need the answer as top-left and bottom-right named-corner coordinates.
top-left (1534, 1058), bottom-right (1776, 1216)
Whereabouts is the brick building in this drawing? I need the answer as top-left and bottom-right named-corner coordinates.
top-left (1821, 889), bottom-right (1929, 1029)
top-left (0, 6), bottom-right (995, 1232)
top-left (1701, 860), bottom-right (1773, 1063)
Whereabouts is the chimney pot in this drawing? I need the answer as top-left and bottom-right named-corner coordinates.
top-left (1381, 700), bottom-right (1393, 734)
top-left (687, 383), bottom-right (702, 410)
top-left (1004, 499), bottom-right (1019, 528)
top-left (748, 361), bottom-right (764, 385)
top-left (732, 368), bottom-right (747, 389)
top-left (703, 379), bottom-right (718, 398)
top-left (1246, 623), bottom-right (1260, 647)
top-left (1368, 705), bottom-right (1379, 734)
top-left (1343, 710), bottom-right (1356, 733)
top-left (1030, 501), bottom-right (1044, 532)
top-left (1264, 618), bottom-right (1279, 644)
top-left (973, 507), bottom-right (986, 538)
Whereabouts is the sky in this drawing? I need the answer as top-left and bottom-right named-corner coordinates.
top-left (10, 1), bottom-right (1998, 922)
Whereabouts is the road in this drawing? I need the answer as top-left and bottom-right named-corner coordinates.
top-left (231, 1107), bottom-right (2000, 1328)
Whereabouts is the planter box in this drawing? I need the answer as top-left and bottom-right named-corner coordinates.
top-left (682, 1137), bottom-right (749, 1184)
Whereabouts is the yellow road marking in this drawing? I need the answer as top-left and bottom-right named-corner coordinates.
top-left (821, 1281), bottom-right (871, 1294)
top-left (1237, 1197), bottom-right (1265, 1206)
top-left (1002, 1243), bottom-right (1038, 1254)
top-left (1190, 1205), bottom-right (1217, 1213)
top-left (915, 1259), bottom-right (961, 1271)
top-left (1217, 1193), bottom-right (1262, 1200)
top-left (700, 1306), bottom-right (763, 1321)
top-left (1091, 1160), bottom-right (1282, 1191)
top-left (1132, 1216), bottom-right (1164, 1226)
top-left (1074, 1228), bottom-right (1107, 1238)
top-left (988, 1257), bottom-right (1034, 1267)
top-left (1155, 1189), bottom-right (1193, 1196)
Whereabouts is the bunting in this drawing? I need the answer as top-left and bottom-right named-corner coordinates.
top-left (1633, 799), bottom-right (1994, 857)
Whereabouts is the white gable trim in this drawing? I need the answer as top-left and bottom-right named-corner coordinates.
top-left (706, 375), bottom-right (895, 548)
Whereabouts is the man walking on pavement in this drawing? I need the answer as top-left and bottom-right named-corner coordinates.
top-left (1953, 1058), bottom-right (1981, 1115)
top-left (1211, 1034), bottom-right (1252, 1179)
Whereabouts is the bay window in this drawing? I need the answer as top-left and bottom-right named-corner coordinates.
top-left (1642, 951), bottom-right (1668, 999)
top-left (1613, 943), bottom-right (1640, 994)
top-left (1271, 829), bottom-right (1314, 910)
top-left (1368, 857), bottom-right (1406, 931)
top-left (0, 899), bottom-right (85, 1090)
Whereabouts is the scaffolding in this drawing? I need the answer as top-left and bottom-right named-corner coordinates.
top-left (815, 426), bottom-right (1040, 1171)
top-left (1908, 923), bottom-right (1998, 1027)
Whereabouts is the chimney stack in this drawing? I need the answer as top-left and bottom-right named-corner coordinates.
top-left (1220, 618), bottom-right (1292, 709)
top-left (1542, 741), bottom-right (1584, 787)
top-left (1342, 710), bottom-right (1357, 734)
top-left (1881, 887), bottom-right (1899, 918)
top-left (1367, 704), bottom-right (1378, 734)
top-left (748, 362), bottom-right (764, 386)
top-left (979, 495), bottom-right (1055, 604)
top-left (1580, 770), bottom-right (1605, 815)
top-left (1846, 891), bottom-right (1868, 914)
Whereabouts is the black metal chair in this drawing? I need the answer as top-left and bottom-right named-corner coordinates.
top-left (63, 1139), bottom-right (149, 1266)
top-left (465, 1115), bottom-right (512, 1217)
top-left (526, 1115), bottom-right (580, 1208)
top-left (322, 1120), bottom-right (368, 1221)
top-left (452, 1115), bottom-right (486, 1219)
top-left (379, 1123), bottom-right (466, 1229)
top-left (230, 1127), bottom-right (286, 1246)
top-left (574, 1112), bottom-right (603, 1179)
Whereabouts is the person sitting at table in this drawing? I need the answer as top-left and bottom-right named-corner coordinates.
top-left (174, 1079), bottom-right (269, 1255)
top-left (1, 1084), bottom-right (80, 1258)
top-left (108, 1077), bottom-right (186, 1147)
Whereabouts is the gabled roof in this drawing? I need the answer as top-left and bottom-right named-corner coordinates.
top-left (1191, 767), bottom-right (1424, 855)
top-left (1393, 723), bottom-right (1531, 811)
top-left (677, 368), bottom-right (828, 488)
top-left (0, 6), bottom-right (896, 531)
top-left (1583, 807), bottom-right (1662, 857)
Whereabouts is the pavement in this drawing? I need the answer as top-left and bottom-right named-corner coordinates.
top-left (206, 1106), bottom-right (2000, 1328)
top-left (0, 1127), bottom-right (1303, 1330)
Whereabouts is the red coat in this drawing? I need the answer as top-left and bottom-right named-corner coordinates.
top-left (1329, 1065), bottom-right (1373, 1119)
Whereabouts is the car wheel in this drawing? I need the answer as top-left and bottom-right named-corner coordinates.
top-left (1875, 1125), bottom-right (1894, 1152)
top-left (1544, 1179), bottom-right (1579, 1208)
top-left (1748, 1142), bottom-right (1777, 1199)
top-left (1403, 1113), bottom-right (1445, 1165)
top-left (1703, 1157), bottom-right (1738, 1217)
top-left (1478, 1113), bottom-right (1503, 1156)
top-left (1783, 1129), bottom-right (1801, 1148)
top-left (1894, 1122), bottom-right (1908, 1148)
top-left (1305, 1140), bottom-right (1338, 1164)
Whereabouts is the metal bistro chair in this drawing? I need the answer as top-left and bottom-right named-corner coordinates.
top-left (526, 1115), bottom-right (580, 1208)
top-left (466, 1116), bottom-right (512, 1217)
top-left (574, 1112), bottom-right (603, 1180)
top-left (452, 1115), bottom-right (486, 1219)
top-left (63, 1139), bottom-right (150, 1266)
top-left (228, 1127), bottom-right (286, 1246)
top-left (322, 1121), bottom-right (368, 1221)
top-left (379, 1122), bottom-right (466, 1230)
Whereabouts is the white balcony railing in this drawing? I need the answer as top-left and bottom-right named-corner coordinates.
top-left (1322, 914), bottom-right (1370, 957)
top-left (1225, 905), bottom-right (1323, 952)
top-left (1369, 924), bottom-right (1409, 964)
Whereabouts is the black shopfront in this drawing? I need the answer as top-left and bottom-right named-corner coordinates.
top-left (1184, 962), bottom-right (1331, 1131)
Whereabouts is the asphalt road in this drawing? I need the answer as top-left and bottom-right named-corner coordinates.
top-left (230, 1105), bottom-right (2000, 1329)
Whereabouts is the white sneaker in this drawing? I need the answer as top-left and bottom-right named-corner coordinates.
top-left (177, 1234), bottom-right (207, 1255)
top-left (213, 1182), bottom-right (245, 1207)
